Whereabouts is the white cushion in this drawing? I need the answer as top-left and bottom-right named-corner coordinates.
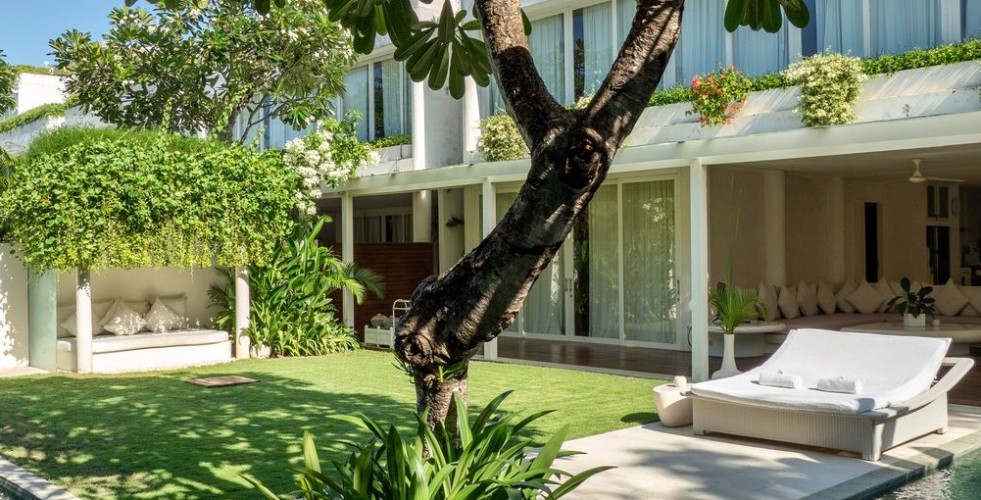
top-left (144, 298), bottom-right (184, 333)
top-left (691, 329), bottom-right (950, 414)
top-left (796, 282), bottom-right (819, 316)
top-left (99, 300), bottom-right (151, 327)
top-left (846, 280), bottom-right (885, 315)
top-left (778, 285), bottom-right (800, 319)
top-left (872, 279), bottom-right (898, 313)
top-left (757, 283), bottom-right (779, 321)
top-left (933, 278), bottom-right (969, 317)
top-left (102, 300), bottom-right (147, 336)
top-left (959, 285), bottom-right (981, 316)
top-left (57, 329), bottom-right (229, 354)
top-left (58, 301), bottom-right (113, 337)
top-left (816, 281), bottom-right (836, 315)
top-left (835, 281), bottom-right (857, 313)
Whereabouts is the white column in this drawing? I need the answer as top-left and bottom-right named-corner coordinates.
top-left (481, 177), bottom-right (498, 360)
top-left (234, 267), bottom-right (251, 359)
top-left (342, 194), bottom-right (355, 328)
top-left (689, 159), bottom-right (710, 382)
top-left (411, 81), bottom-right (427, 170)
top-left (763, 170), bottom-right (786, 286)
top-left (462, 77), bottom-right (481, 159)
top-left (829, 176), bottom-right (846, 284)
top-left (412, 191), bottom-right (432, 243)
top-left (75, 269), bottom-right (93, 374)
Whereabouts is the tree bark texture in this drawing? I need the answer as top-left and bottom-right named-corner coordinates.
top-left (395, 0), bottom-right (684, 426)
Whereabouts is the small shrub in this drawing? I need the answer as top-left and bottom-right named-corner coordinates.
top-left (365, 134), bottom-right (411, 149)
top-left (246, 391), bottom-right (612, 499)
top-left (476, 113), bottom-right (527, 162)
top-left (688, 67), bottom-right (751, 126)
top-left (785, 52), bottom-right (867, 127)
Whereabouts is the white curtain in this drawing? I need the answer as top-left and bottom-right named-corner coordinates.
top-left (870, 0), bottom-right (941, 55)
top-left (529, 15), bottom-right (566, 103)
top-left (582, 3), bottom-right (613, 96)
top-left (968, 0), bottom-right (981, 38)
top-left (617, 0), bottom-right (635, 46)
top-left (380, 59), bottom-right (408, 137)
top-left (676, 0), bottom-right (727, 85)
top-left (622, 181), bottom-right (677, 343)
top-left (586, 186), bottom-right (620, 339)
top-left (733, 21), bottom-right (788, 75)
top-left (816, 0), bottom-right (865, 55)
top-left (343, 67), bottom-right (369, 141)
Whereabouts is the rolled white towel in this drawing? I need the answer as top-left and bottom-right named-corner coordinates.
top-left (816, 376), bottom-right (863, 394)
top-left (758, 370), bottom-right (804, 389)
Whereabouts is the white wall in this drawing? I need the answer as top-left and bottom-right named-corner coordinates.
top-left (0, 245), bottom-right (30, 368)
top-left (708, 167), bottom-right (766, 288)
top-left (15, 73), bottom-right (65, 114)
top-left (56, 267), bottom-right (224, 329)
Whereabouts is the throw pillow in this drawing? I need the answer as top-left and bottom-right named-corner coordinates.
top-left (933, 278), bottom-right (969, 317)
top-left (57, 301), bottom-right (113, 337)
top-left (796, 282), bottom-right (819, 316)
top-left (846, 280), bottom-right (885, 314)
top-left (102, 300), bottom-right (147, 336)
top-left (778, 284), bottom-right (800, 319)
top-left (816, 281), bottom-right (836, 315)
top-left (144, 298), bottom-right (184, 333)
top-left (960, 285), bottom-right (981, 316)
top-left (872, 279), bottom-right (898, 313)
top-left (960, 304), bottom-right (981, 317)
top-left (757, 283), bottom-right (779, 321)
top-left (835, 281), bottom-right (857, 313)
top-left (99, 300), bottom-right (151, 327)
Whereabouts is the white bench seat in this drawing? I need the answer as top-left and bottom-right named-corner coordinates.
top-left (56, 330), bottom-right (232, 373)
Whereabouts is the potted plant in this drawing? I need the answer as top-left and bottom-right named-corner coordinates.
top-left (709, 282), bottom-right (763, 379)
top-left (886, 277), bottom-right (935, 328)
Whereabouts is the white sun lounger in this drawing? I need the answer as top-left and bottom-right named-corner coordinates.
top-left (690, 328), bottom-right (974, 461)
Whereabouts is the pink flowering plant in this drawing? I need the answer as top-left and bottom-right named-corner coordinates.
top-left (688, 67), bottom-right (751, 127)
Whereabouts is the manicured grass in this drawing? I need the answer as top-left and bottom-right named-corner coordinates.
top-left (0, 350), bottom-right (661, 499)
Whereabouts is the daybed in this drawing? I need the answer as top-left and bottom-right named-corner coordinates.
top-left (691, 328), bottom-right (974, 461)
top-left (57, 330), bottom-right (232, 373)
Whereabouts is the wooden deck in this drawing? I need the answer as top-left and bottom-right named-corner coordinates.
top-left (496, 336), bottom-right (981, 407)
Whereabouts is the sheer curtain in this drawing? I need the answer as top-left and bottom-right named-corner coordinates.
top-left (676, 0), bottom-right (726, 85)
top-left (529, 15), bottom-right (566, 103)
top-left (617, 0), bottom-right (634, 45)
top-left (968, 0), bottom-right (981, 38)
top-left (380, 59), bottom-right (407, 137)
top-left (871, 0), bottom-right (941, 55)
top-left (815, 0), bottom-right (865, 55)
top-left (582, 3), bottom-right (613, 96)
top-left (586, 186), bottom-right (620, 339)
top-left (733, 22), bottom-right (788, 75)
top-left (622, 181), bottom-right (677, 344)
top-left (343, 67), bottom-right (369, 141)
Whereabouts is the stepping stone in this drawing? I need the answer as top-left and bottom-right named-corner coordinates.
top-left (187, 375), bottom-right (258, 388)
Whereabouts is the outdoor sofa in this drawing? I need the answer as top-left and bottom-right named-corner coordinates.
top-left (691, 328), bottom-right (974, 461)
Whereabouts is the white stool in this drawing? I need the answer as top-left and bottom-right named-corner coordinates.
top-left (653, 384), bottom-right (693, 427)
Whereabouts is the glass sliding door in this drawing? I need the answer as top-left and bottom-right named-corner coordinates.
top-left (622, 180), bottom-right (678, 343)
top-left (870, 0), bottom-right (941, 56)
top-left (815, 0), bottom-right (866, 56)
top-left (529, 15), bottom-right (567, 103)
top-left (342, 67), bottom-right (369, 141)
top-left (574, 185), bottom-right (620, 339)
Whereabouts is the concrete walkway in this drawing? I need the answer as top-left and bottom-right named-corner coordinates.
top-left (558, 404), bottom-right (981, 499)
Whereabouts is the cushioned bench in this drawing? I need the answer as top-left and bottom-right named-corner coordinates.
top-left (57, 330), bottom-right (232, 373)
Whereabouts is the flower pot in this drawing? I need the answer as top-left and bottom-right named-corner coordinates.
top-left (904, 313), bottom-right (926, 328)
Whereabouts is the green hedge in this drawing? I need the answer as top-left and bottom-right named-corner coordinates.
top-left (645, 37), bottom-right (981, 107)
top-left (0, 103), bottom-right (68, 135)
top-left (2, 127), bottom-right (300, 270)
top-left (13, 65), bottom-right (70, 77)
top-left (364, 134), bottom-right (411, 149)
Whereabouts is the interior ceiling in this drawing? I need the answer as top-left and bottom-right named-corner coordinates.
top-left (728, 143), bottom-right (981, 186)
top-left (317, 192), bottom-right (413, 211)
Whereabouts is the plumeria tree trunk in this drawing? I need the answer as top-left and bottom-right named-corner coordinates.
top-left (395, 0), bottom-right (685, 427)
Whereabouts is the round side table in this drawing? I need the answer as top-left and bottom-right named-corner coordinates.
top-left (652, 384), bottom-right (692, 427)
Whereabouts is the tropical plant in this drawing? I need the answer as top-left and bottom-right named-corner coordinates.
top-left (688, 66), bottom-right (751, 126)
top-left (0, 50), bottom-right (14, 117)
top-left (886, 278), bottom-right (936, 319)
top-left (210, 217), bottom-right (384, 357)
top-left (246, 391), bottom-right (612, 499)
top-left (709, 284), bottom-right (762, 335)
top-left (138, 0), bottom-right (810, 430)
top-left (50, 0), bottom-right (357, 143)
top-left (476, 113), bottom-right (526, 162)
top-left (0, 145), bottom-right (13, 242)
top-left (2, 127), bottom-right (298, 270)
top-left (785, 52), bottom-right (867, 127)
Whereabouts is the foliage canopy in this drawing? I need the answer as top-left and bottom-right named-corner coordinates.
top-left (1, 127), bottom-right (299, 270)
top-left (0, 50), bottom-right (14, 116)
top-left (51, 0), bottom-right (357, 142)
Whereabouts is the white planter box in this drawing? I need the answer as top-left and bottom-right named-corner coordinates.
top-left (363, 326), bottom-right (394, 348)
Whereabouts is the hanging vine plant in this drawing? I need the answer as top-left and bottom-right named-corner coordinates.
top-left (1, 127), bottom-right (300, 270)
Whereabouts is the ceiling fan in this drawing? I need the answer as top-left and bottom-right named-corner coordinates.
top-left (908, 158), bottom-right (964, 184)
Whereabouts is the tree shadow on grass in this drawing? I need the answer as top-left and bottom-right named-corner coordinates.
top-left (0, 370), bottom-right (414, 499)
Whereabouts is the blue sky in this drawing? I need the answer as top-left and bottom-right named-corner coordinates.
top-left (0, 0), bottom-right (122, 66)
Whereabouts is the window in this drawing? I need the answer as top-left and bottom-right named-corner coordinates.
top-left (814, 0), bottom-right (865, 56)
top-left (529, 14), bottom-right (566, 102)
top-left (573, 3), bottom-right (613, 98)
top-left (871, 0), bottom-right (942, 56)
top-left (341, 58), bottom-right (410, 142)
top-left (966, 0), bottom-right (981, 38)
top-left (674, 0), bottom-right (727, 86)
top-left (733, 20), bottom-right (789, 76)
top-left (354, 213), bottom-right (413, 243)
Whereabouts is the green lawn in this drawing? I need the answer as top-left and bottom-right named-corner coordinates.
top-left (0, 350), bottom-right (662, 499)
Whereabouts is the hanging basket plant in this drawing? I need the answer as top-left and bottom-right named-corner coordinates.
top-left (688, 67), bottom-right (751, 127)
top-left (785, 52), bottom-right (867, 127)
